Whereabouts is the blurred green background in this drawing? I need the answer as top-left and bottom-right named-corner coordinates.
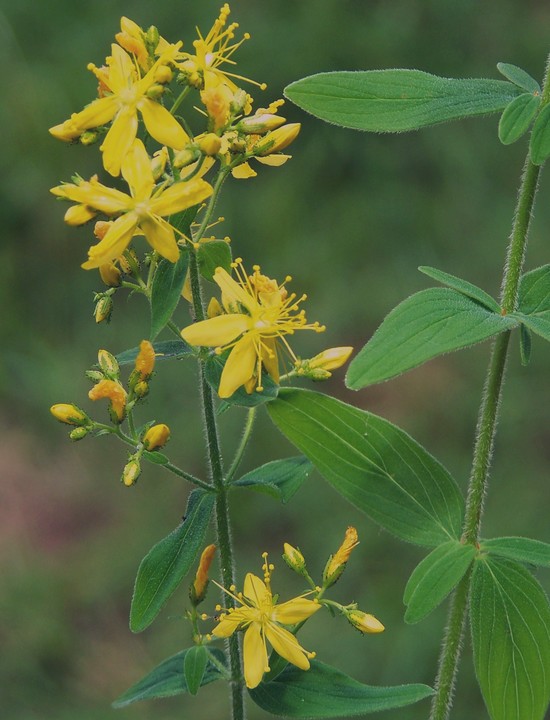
top-left (1, 0), bottom-right (549, 718)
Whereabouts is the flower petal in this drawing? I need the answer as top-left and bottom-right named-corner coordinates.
top-left (64, 204), bottom-right (97, 226)
top-left (71, 96), bottom-right (119, 132)
top-left (264, 622), bottom-right (311, 670)
top-left (255, 154), bottom-right (291, 167)
top-left (139, 217), bottom-right (180, 262)
top-left (149, 177), bottom-right (213, 217)
top-left (231, 161), bottom-right (257, 179)
top-left (273, 597), bottom-right (320, 625)
top-left (214, 267), bottom-right (256, 314)
top-left (107, 43), bottom-right (138, 93)
top-left (260, 337), bottom-right (280, 384)
top-left (51, 179), bottom-right (130, 215)
top-left (121, 139), bottom-right (154, 200)
top-left (212, 608), bottom-right (250, 638)
top-left (219, 334), bottom-right (257, 398)
top-left (243, 623), bottom-right (268, 689)
top-left (243, 573), bottom-right (271, 607)
top-left (82, 212), bottom-right (137, 269)
top-left (181, 314), bottom-right (250, 347)
top-left (100, 106), bottom-right (138, 177)
top-left (139, 98), bottom-right (189, 150)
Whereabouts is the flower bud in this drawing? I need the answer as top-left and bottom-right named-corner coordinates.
top-left (282, 543), bottom-right (307, 574)
top-left (190, 544), bottom-right (216, 606)
top-left (230, 89), bottom-right (250, 115)
top-left (134, 340), bottom-right (156, 382)
top-left (238, 114), bottom-right (286, 134)
top-left (97, 349), bottom-right (120, 379)
top-left (198, 133), bottom-right (222, 156)
top-left (88, 379), bottom-right (127, 423)
top-left (118, 249), bottom-right (140, 275)
top-left (99, 262), bottom-right (122, 287)
top-left (69, 426), bottom-right (89, 441)
top-left (154, 65), bottom-right (173, 84)
top-left (146, 83), bottom-right (165, 100)
top-left (50, 403), bottom-right (90, 426)
top-left (133, 381), bottom-right (149, 398)
top-left (255, 123), bottom-right (301, 156)
top-left (145, 25), bottom-right (160, 52)
top-left (346, 610), bottom-right (385, 634)
top-left (94, 294), bottom-right (113, 324)
top-left (309, 347), bottom-right (354, 372)
top-left (143, 423), bottom-right (171, 451)
top-left (173, 146), bottom-right (201, 169)
top-left (122, 459), bottom-right (141, 487)
top-left (323, 526), bottom-right (359, 588)
top-left (80, 130), bottom-right (99, 146)
top-left (151, 147), bottom-right (168, 181)
top-left (85, 370), bottom-right (105, 382)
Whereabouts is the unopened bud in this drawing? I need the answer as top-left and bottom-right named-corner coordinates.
top-left (151, 147), bottom-right (168, 181)
top-left (146, 83), bottom-right (165, 100)
top-left (88, 379), bottom-right (127, 423)
top-left (118, 249), bottom-right (140, 275)
top-left (69, 426), bottom-right (89, 441)
top-left (122, 459), bottom-right (141, 487)
top-left (282, 543), bottom-right (307, 574)
top-left (173, 146), bottom-right (200, 169)
top-left (346, 610), bottom-right (385, 634)
top-left (80, 130), bottom-right (99, 146)
top-left (255, 123), bottom-right (301, 156)
top-left (190, 544), bottom-right (216, 606)
top-left (143, 423), bottom-right (170, 451)
top-left (85, 369), bottom-right (105, 382)
top-left (99, 262), bottom-right (121, 287)
top-left (145, 25), bottom-right (160, 52)
top-left (309, 347), bottom-right (353, 372)
top-left (133, 380), bottom-right (149, 398)
top-left (198, 133), bottom-right (222, 156)
top-left (94, 295), bottom-right (113, 324)
top-left (93, 221), bottom-right (112, 240)
top-left (323, 526), bottom-right (359, 587)
top-left (97, 349), bottom-right (120, 379)
top-left (154, 65), bottom-right (173, 84)
top-left (50, 403), bottom-right (90, 426)
top-left (230, 89), bottom-right (249, 115)
top-left (134, 339), bottom-right (156, 382)
top-left (238, 114), bottom-right (286, 134)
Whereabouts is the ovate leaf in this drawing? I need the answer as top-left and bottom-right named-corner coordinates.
top-left (514, 264), bottom-right (550, 341)
top-left (404, 541), bottom-right (476, 624)
top-left (233, 456), bottom-right (313, 503)
top-left (519, 323), bottom-right (532, 365)
top-left (418, 266), bottom-right (500, 312)
top-left (130, 490), bottom-right (214, 632)
top-left (285, 71), bottom-right (520, 132)
top-left (183, 645), bottom-right (208, 696)
top-left (116, 339), bottom-right (193, 365)
top-left (497, 63), bottom-right (541, 93)
top-left (498, 93), bottom-right (540, 145)
top-left (198, 241), bottom-right (232, 281)
top-left (346, 288), bottom-right (518, 389)
top-left (530, 102), bottom-right (550, 165)
top-left (150, 249), bottom-right (190, 340)
top-left (267, 389), bottom-right (464, 547)
top-left (112, 647), bottom-right (225, 708)
top-left (249, 660), bottom-right (433, 717)
top-left (481, 537), bottom-right (550, 567)
top-left (471, 556), bottom-right (550, 720)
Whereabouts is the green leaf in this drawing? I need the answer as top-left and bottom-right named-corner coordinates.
top-left (514, 264), bottom-right (550, 341)
top-left (530, 102), bottom-right (550, 165)
top-left (142, 450), bottom-right (169, 465)
top-left (130, 490), bottom-right (214, 632)
top-left (116, 339), bottom-right (194, 365)
top-left (418, 266), bottom-right (501, 312)
top-left (183, 645), bottom-right (208, 696)
top-left (198, 241), bottom-right (232, 281)
top-left (404, 541), bottom-right (475, 624)
top-left (249, 659), bottom-right (433, 717)
top-left (205, 351), bottom-right (279, 409)
top-left (267, 389), bottom-right (464, 547)
top-left (499, 93), bottom-right (541, 145)
top-left (112, 647), bottom-right (225, 708)
top-left (284, 70), bottom-right (520, 133)
top-left (150, 249), bottom-right (189, 340)
top-left (497, 63), bottom-right (541, 93)
top-left (471, 556), bottom-right (550, 720)
top-left (346, 288), bottom-right (518, 389)
top-left (233, 456), bottom-right (313, 503)
top-left (481, 537), bottom-right (550, 567)
top-left (519, 323), bottom-right (532, 365)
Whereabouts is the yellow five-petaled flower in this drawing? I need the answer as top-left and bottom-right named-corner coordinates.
top-left (212, 553), bottom-right (320, 689)
top-left (50, 139), bottom-right (213, 269)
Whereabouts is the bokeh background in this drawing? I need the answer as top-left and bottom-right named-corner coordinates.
top-left (2, 1), bottom-right (549, 718)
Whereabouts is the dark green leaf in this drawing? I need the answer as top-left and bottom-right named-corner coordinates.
top-left (513, 264), bottom-right (550, 341)
top-left (205, 351), bottom-right (278, 409)
top-left (481, 537), bottom-right (550, 567)
top-left (112, 647), bottom-right (225, 708)
top-left (143, 450), bottom-right (170, 465)
top-left (404, 541), bottom-right (475, 624)
top-left (471, 556), bottom-right (550, 720)
top-left (233, 456), bottom-right (313, 503)
top-left (346, 288), bottom-right (518, 389)
top-left (498, 93), bottom-right (541, 145)
top-left (249, 660), bottom-right (433, 717)
top-left (267, 389), bottom-right (464, 547)
top-left (530, 102), bottom-right (550, 165)
top-left (184, 645), bottom-right (208, 696)
top-left (497, 63), bottom-right (541, 93)
top-left (519, 323), bottom-right (532, 365)
top-left (150, 250), bottom-right (189, 340)
top-left (418, 266), bottom-right (500, 312)
top-left (130, 490), bottom-right (214, 632)
top-left (198, 241), bottom-right (232, 281)
top-left (116, 339), bottom-right (194, 365)
top-left (284, 71), bottom-right (520, 133)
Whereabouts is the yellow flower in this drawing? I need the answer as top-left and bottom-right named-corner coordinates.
top-left (49, 43), bottom-right (187, 176)
top-left (212, 553), bottom-right (320, 689)
top-left (115, 17), bottom-right (176, 71)
top-left (176, 4), bottom-right (266, 92)
top-left (142, 423), bottom-right (171, 451)
top-left (50, 139), bottom-right (213, 269)
top-left (180, 260), bottom-right (325, 398)
top-left (88, 378), bottom-right (127, 423)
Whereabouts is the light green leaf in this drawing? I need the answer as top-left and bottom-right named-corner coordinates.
top-left (130, 490), bottom-right (214, 632)
top-left (481, 537), bottom-right (550, 567)
top-left (497, 63), bottom-right (541, 93)
top-left (284, 71), bottom-right (520, 133)
top-left (418, 266), bottom-right (500, 312)
top-left (471, 556), bottom-right (550, 720)
top-left (184, 645), bottom-right (208, 696)
top-left (346, 288), bottom-right (518, 389)
top-left (150, 250), bottom-right (190, 340)
top-left (112, 647), bottom-right (225, 708)
top-left (513, 264), bottom-right (550, 341)
top-left (198, 240), bottom-right (232, 281)
top-left (267, 389), bottom-right (464, 547)
top-left (249, 660), bottom-right (433, 717)
top-left (205, 351), bottom-right (279, 409)
top-left (499, 93), bottom-right (541, 145)
top-left (142, 450), bottom-right (169, 465)
top-left (519, 323), bottom-right (532, 365)
top-left (530, 102), bottom-right (550, 165)
top-left (404, 541), bottom-right (476, 624)
top-left (233, 456), bottom-right (313, 503)
top-left (116, 339), bottom-right (193, 365)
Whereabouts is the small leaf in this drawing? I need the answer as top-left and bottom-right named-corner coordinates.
top-left (497, 63), bottom-right (541, 93)
top-left (346, 288), bottom-right (518, 389)
top-left (142, 450), bottom-right (170, 465)
top-left (513, 264), bottom-right (550, 342)
top-left (205, 351), bottom-right (279, 409)
top-left (112, 647), bottom-right (225, 708)
top-left (530, 102), bottom-right (550, 165)
top-left (233, 456), bottom-right (313, 503)
top-left (198, 241), bottom-right (232, 281)
top-left (285, 70), bottom-right (520, 133)
top-left (519, 323), bottom-right (532, 365)
top-left (419, 266), bottom-right (500, 312)
top-left (150, 249), bottom-right (190, 340)
top-left (471, 556), bottom-right (550, 720)
top-left (184, 645), bottom-right (208, 696)
top-left (498, 93), bottom-right (541, 145)
top-left (116, 339), bottom-right (194, 365)
top-left (404, 541), bottom-right (476, 624)
top-left (267, 389), bottom-right (464, 547)
top-left (249, 660), bottom-right (433, 717)
top-left (130, 490), bottom-right (214, 632)
top-left (481, 537), bottom-right (550, 567)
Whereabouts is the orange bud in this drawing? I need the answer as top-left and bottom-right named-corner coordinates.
top-left (88, 379), bottom-right (127, 423)
top-left (323, 527), bottom-right (359, 587)
top-left (134, 340), bottom-right (156, 381)
top-left (143, 423), bottom-right (170, 451)
top-left (190, 544), bottom-right (216, 605)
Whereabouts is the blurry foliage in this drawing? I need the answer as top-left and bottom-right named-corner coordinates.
top-left (1, 0), bottom-right (549, 718)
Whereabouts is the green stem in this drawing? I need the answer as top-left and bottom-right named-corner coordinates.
top-left (429, 54), bottom-right (549, 720)
top-left (193, 168), bottom-right (230, 243)
top-left (225, 408), bottom-right (257, 484)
